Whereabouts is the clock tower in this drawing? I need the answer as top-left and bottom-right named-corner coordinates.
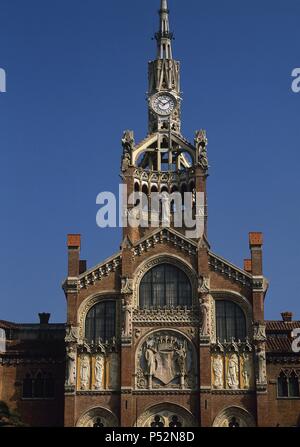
top-left (148, 0), bottom-right (181, 135)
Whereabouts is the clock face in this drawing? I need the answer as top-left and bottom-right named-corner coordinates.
top-left (151, 93), bottom-right (176, 116)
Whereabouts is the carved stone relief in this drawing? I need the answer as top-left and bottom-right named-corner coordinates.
top-left (212, 355), bottom-right (224, 389)
top-left (94, 355), bottom-right (105, 390)
top-left (211, 343), bottom-right (254, 391)
top-left (121, 276), bottom-right (133, 294)
top-left (253, 322), bottom-right (267, 342)
top-left (108, 352), bottom-right (120, 390)
top-left (256, 346), bottom-right (267, 385)
top-left (200, 297), bottom-right (210, 336)
top-left (66, 345), bottom-right (77, 387)
top-left (227, 353), bottom-right (239, 389)
top-left (136, 331), bottom-right (196, 390)
top-left (80, 354), bottom-right (91, 390)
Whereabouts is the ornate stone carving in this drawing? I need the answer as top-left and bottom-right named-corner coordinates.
top-left (227, 353), bottom-right (239, 389)
top-left (200, 297), bottom-right (210, 336)
top-left (253, 322), bottom-right (266, 342)
top-left (132, 230), bottom-right (197, 259)
top-left (256, 347), bottom-right (267, 385)
top-left (108, 352), bottom-right (119, 390)
top-left (209, 254), bottom-right (252, 287)
top-left (66, 345), bottom-right (76, 387)
top-left (195, 129), bottom-right (208, 171)
top-left (136, 331), bottom-right (195, 390)
top-left (80, 354), bottom-right (90, 390)
top-left (121, 276), bottom-right (133, 294)
top-left (94, 355), bottom-right (104, 390)
top-left (198, 276), bottom-right (209, 294)
top-left (241, 353), bottom-right (251, 389)
top-left (212, 355), bottom-right (224, 389)
top-left (121, 130), bottom-right (134, 172)
top-left (132, 308), bottom-right (199, 326)
top-left (121, 298), bottom-right (132, 338)
top-left (78, 255), bottom-right (121, 290)
top-left (65, 326), bottom-right (79, 344)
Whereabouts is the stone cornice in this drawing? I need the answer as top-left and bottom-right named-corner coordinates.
top-left (209, 252), bottom-right (252, 287)
top-left (132, 389), bottom-right (198, 395)
top-left (0, 356), bottom-right (64, 365)
top-left (267, 355), bottom-right (300, 364)
top-left (132, 227), bottom-right (197, 258)
top-left (77, 253), bottom-right (121, 290)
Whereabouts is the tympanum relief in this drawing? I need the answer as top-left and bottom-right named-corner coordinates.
top-left (136, 331), bottom-right (196, 390)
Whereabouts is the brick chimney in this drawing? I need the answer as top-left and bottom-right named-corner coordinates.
top-left (39, 313), bottom-right (50, 325)
top-left (249, 232), bottom-right (263, 276)
top-left (281, 312), bottom-right (293, 322)
top-left (67, 234), bottom-right (81, 277)
top-left (244, 259), bottom-right (252, 273)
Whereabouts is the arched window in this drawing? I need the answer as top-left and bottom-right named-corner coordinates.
top-left (85, 300), bottom-right (116, 343)
top-left (278, 371), bottom-right (288, 397)
top-left (278, 370), bottom-right (300, 398)
top-left (216, 300), bottom-right (246, 342)
top-left (139, 264), bottom-right (192, 309)
top-left (34, 372), bottom-right (44, 398)
top-left (22, 373), bottom-right (33, 398)
top-left (288, 371), bottom-right (300, 397)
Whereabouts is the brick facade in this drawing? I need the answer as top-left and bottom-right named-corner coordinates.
top-left (0, 0), bottom-right (299, 428)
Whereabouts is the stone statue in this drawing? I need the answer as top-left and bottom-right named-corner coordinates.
top-left (121, 298), bottom-right (132, 337)
top-left (80, 355), bottom-right (90, 390)
top-left (242, 353), bottom-right (251, 389)
top-left (213, 355), bottom-right (224, 389)
top-left (144, 343), bottom-right (157, 376)
top-left (109, 353), bottom-right (119, 389)
top-left (122, 130), bottom-right (135, 152)
top-left (175, 343), bottom-right (187, 376)
top-left (256, 348), bottom-right (266, 384)
top-left (195, 129), bottom-right (208, 171)
top-left (200, 297), bottom-right (210, 336)
top-left (121, 130), bottom-right (134, 172)
top-left (94, 355), bottom-right (104, 390)
top-left (66, 346), bottom-right (76, 386)
top-left (227, 354), bottom-right (239, 389)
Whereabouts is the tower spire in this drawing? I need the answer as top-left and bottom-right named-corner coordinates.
top-left (155, 0), bottom-right (173, 59)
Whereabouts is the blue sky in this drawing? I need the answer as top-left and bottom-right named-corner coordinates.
top-left (0, 0), bottom-right (299, 323)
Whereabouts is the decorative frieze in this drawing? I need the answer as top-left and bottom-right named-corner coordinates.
top-left (133, 168), bottom-right (195, 188)
top-left (132, 308), bottom-right (199, 326)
